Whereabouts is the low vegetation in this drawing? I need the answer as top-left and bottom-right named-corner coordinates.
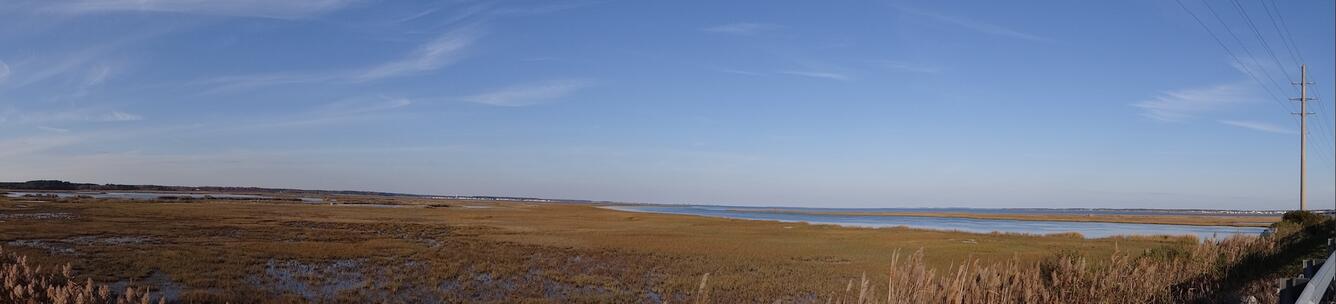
top-left (682, 214), bottom-right (1331, 304)
top-left (1, 194), bottom-right (1326, 303)
top-left (1, 246), bottom-right (162, 304)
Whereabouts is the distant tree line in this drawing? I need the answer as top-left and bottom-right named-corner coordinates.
top-left (0, 180), bottom-right (389, 195)
top-left (0, 180), bottom-right (611, 204)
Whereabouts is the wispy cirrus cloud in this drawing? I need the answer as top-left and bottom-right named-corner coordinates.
top-left (5, 50), bottom-right (104, 89)
top-left (1133, 83), bottom-right (1255, 122)
top-left (703, 22), bottom-right (781, 35)
top-left (352, 28), bottom-right (479, 81)
top-left (37, 126), bottom-right (71, 133)
top-left (0, 61), bottom-right (9, 83)
top-left (100, 111), bottom-right (143, 121)
top-left (0, 27), bottom-right (171, 91)
top-left (0, 108), bottom-right (143, 124)
top-left (227, 95), bottom-right (416, 130)
top-left (0, 134), bottom-right (87, 159)
top-left (314, 95), bottom-right (413, 116)
top-left (875, 60), bottom-right (943, 74)
top-left (71, 63), bottom-right (117, 97)
top-left (710, 67), bottom-right (854, 81)
top-left (45, 0), bottom-right (360, 19)
top-left (894, 6), bottom-right (1051, 43)
top-left (778, 70), bottom-right (852, 81)
top-left (1218, 120), bottom-right (1296, 134)
top-left (192, 0), bottom-right (596, 94)
top-left (462, 79), bottom-right (594, 107)
top-left (82, 64), bottom-right (113, 87)
top-left (711, 67), bottom-right (768, 77)
top-left (0, 123), bottom-right (193, 161)
top-left (201, 27), bottom-right (482, 93)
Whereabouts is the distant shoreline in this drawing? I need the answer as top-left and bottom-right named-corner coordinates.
top-left (722, 209), bottom-right (1276, 228)
top-left (604, 205), bottom-right (1279, 228)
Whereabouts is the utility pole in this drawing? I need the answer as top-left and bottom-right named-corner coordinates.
top-left (1292, 64), bottom-right (1312, 211)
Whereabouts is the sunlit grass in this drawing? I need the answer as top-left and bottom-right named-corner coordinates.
top-left (1, 246), bottom-right (162, 304)
top-left (1, 196), bottom-right (1309, 303)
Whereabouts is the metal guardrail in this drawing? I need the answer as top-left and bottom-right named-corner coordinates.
top-left (1281, 238), bottom-right (1336, 304)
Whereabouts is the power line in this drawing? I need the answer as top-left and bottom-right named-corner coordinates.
top-left (1261, 0), bottom-right (1308, 65)
top-left (1251, 0), bottom-right (1336, 170)
top-left (1258, 0), bottom-right (1306, 67)
top-left (1177, 0), bottom-right (1336, 209)
top-left (1227, 0), bottom-right (1294, 84)
top-left (1223, 0), bottom-right (1336, 163)
top-left (1174, 0), bottom-right (1299, 118)
top-left (1201, 0), bottom-right (1336, 163)
top-left (1198, 0), bottom-right (1294, 104)
top-left (1240, 0), bottom-right (1336, 162)
top-left (1258, 0), bottom-right (1336, 209)
top-left (1303, 83), bottom-right (1336, 170)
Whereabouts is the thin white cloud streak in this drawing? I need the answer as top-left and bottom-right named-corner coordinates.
top-left (83, 64), bottom-right (113, 87)
top-left (778, 70), bottom-right (852, 81)
top-left (37, 126), bottom-right (71, 133)
top-left (712, 67), bottom-right (768, 76)
top-left (1133, 83), bottom-right (1255, 122)
top-left (703, 22), bottom-right (781, 35)
top-left (0, 27), bottom-right (172, 90)
top-left (315, 96), bottom-right (412, 115)
top-left (193, 0), bottom-right (592, 93)
top-left (714, 68), bottom-right (853, 80)
top-left (0, 134), bottom-right (85, 158)
top-left (0, 61), bottom-right (9, 82)
top-left (200, 27), bottom-right (482, 93)
top-left (252, 100), bottom-right (408, 131)
top-left (1219, 120), bottom-right (1297, 134)
top-left (101, 111), bottom-right (142, 121)
top-left (5, 51), bottom-right (101, 89)
top-left (352, 29), bottom-right (478, 81)
top-left (72, 64), bottom-right (116, 96)
top-left (894, 6), bottom-right (1052, 43)
top-left (876, 60), bottom-right (943, 74)
top-left (1228, 56), bottom-right (1301, 93)
top-left (0, 108), bottom-right (143, 124)
top-left (46, 0), bottom-right (359, 19)
top-left (212, 95), bottom-right (415, 132)
top-left (0, 124), bottom-right (200, 162)
top-left (462, 79), bottom-right (594, 107)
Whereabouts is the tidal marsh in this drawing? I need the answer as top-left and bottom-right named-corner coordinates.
top-left (0, 195), bottom-right (1307, 303)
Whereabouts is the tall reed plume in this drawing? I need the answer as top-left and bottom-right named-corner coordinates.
top-left (1, 246), bottom-right (163, 304)
top-left (693, 233), bottom-right (1296, 304)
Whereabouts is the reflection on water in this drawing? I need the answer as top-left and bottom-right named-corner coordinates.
top-left (607, 205), bottom-right (1267, 239)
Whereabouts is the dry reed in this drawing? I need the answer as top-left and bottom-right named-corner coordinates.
top-left (694, 233), bottom-right (1299, 304)
top-left (1, 246), bottom-right (162, 304)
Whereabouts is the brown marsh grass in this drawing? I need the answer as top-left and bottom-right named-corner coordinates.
top-left (2, 196), bottom-right (1316, 303)
top-left (683, 218), bottom-right (1332, 304)
top-left (1, 246), bottom-right (162, 304)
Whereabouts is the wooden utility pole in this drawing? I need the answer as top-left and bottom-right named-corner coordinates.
top-left (1293, 64), bottom-right (1312, 211)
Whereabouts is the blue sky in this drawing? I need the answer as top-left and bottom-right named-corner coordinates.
top-left (0, 0), bottom-right (1332, 209)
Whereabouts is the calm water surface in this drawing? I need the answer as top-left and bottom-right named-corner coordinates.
top-left (608, 205), bottom-right (1267, 239)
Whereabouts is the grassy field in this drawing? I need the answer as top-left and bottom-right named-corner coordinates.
top-left (0, 195), bottom-right (1249, 303)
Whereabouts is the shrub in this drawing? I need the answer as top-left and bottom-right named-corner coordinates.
top-left (1280, 210), bottom-right (1325, 226)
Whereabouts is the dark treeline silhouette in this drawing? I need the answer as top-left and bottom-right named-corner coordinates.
top-left (0, 179), bottom-right (415, 196)
top-left (0, 180), bottom-right (607, 204)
